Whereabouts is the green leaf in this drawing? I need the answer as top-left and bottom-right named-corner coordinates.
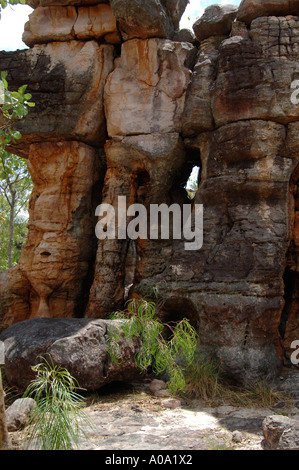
top-left (11, 131), bottom-right (22, 140)
top-left (18, 84), bottom-right (28, 95)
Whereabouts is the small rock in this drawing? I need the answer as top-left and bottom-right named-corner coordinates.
top-left (131, 405), bottom-right (143, 413)
top-left (149, 379), bottom-right (166, 395)
top-left (154, 389), bottom-right (170, 398)
top-left (173, 28), bottom-right (196, 44)
top-left (161, 398), bottom-right (182, 409)
top-left (232, 430), bottom-right (242, 443)
top-left (6, 398), bottom-right (37, 432)
top-left (262, 415), bottom-right (299, 450)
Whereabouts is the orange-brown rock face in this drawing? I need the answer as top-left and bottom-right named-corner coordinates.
top-left (21, 142), bottom-right (104, 319)
top-left (1, 0), bottom-right (299, 384)
top-left (0, 142), bottom-right (104, 327)
top-left (86, 133), bottom-right (188, 317)
top-left (104, 38), bottom-right (196, 136)
top-left (23, 3), bottom-right (120, 47)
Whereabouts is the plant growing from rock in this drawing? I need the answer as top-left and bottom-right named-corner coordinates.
top-left (107, 298), bottom-right (198, 395)
top-left (22, 355), bottom-right (91, 450)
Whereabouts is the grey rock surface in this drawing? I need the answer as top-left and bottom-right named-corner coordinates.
top-left (193, 4), bottom-right (238, 42)
top-left (0, 318), bottom-right (143, 394)
top-left (6, 398), bottom-right (36, 432)
top-left (262, 414), bottom-right (299, 450)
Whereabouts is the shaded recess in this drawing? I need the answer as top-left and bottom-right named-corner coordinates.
top-left (279, 163), bottom-right (299, 367)
top-left (159, 296), bottom-right (199, 332)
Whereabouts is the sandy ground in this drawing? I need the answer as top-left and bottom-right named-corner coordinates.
top-left (9, 378), bottom-right (299, 452)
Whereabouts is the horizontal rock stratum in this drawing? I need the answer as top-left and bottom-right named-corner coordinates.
top-left (0, 0), bottom-right (299, 388)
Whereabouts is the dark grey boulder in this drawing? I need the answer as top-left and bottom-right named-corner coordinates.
top-left (0, 318), bottom-right (143, 394)
top-left (110, 0), bottom-right (173, 40)
top-left (110, 0), bottom-right (188, 40)
top-left (193, 4), bottom-right (238, 42)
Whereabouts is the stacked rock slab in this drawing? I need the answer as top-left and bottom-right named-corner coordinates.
top-left (0, 0), bottom-right (299, 385)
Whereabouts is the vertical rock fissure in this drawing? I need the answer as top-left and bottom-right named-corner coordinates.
top-left (279, 167), bottom-right (299, 365)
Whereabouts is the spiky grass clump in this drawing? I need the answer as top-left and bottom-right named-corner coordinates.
top-left (107, 298), bottom-right (198, 395)
top-left (23, 355), bottom-right (91, 450)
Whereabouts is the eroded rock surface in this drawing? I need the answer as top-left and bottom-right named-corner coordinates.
top-left (0, 41), bottom-right (115, 155)
top-left (262, 415), bottom-right (299, 450)
top-left (237, 0), bottom-right (299, 25)
top-left (0, 0), bottom-right (299, 388)
top-left (0, 317), bottom-right (142, 393)
top-left (193, 4), bottom-right (238, 42)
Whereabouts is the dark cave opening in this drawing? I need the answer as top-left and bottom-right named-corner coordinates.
top-left (158, 297), bottom-right (199, 335)
top-left (279, 266), bottom-right (297, 339)
top-left (279, 166), bottom-right (299, 366)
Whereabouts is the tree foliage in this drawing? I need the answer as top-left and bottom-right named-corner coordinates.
top-left (0, 0), bottom-right (26, 10)
top-left (0, 3), bottom-right (34, 450)
top-left (0, 72), bottom-right (34, 269)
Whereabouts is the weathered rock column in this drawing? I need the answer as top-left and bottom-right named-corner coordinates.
top-left (0, 3), bottom-right (116, 327)
top-left (86, 36), bottom-right (196, 316)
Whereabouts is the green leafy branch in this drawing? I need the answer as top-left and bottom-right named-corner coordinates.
top-left (0, 71), bottom-right (35, 150)
top-left (0, 73), bottom-right (34, 269)
top-left (0, 0), bottom-right (26, 10)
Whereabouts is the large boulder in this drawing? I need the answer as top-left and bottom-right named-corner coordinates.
top-left (0, 318), bottom-right (143, 393)
top-left (109, 0), bottom-right (188, 40)
top-left (192, 4), bottom-right (238, 43)
top-left (74, 4), bottom-right (119, 42)
top-left (22, 6), bottom-right (77, 46)
top-left (23, 4), bottom-right (119, 47)
top-left (237, 0), bottom-right (299, 25)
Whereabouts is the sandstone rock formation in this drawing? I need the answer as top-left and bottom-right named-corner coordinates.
top-left (237, 0), bottom-right (299, 25)
top-left (0, 0), bottom-right (299, 387)
top-left (193, 4), bottom-right (238, 42)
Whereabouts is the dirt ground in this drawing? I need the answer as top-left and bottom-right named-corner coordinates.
top-left (9, 375), bottom-right (299, 451)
